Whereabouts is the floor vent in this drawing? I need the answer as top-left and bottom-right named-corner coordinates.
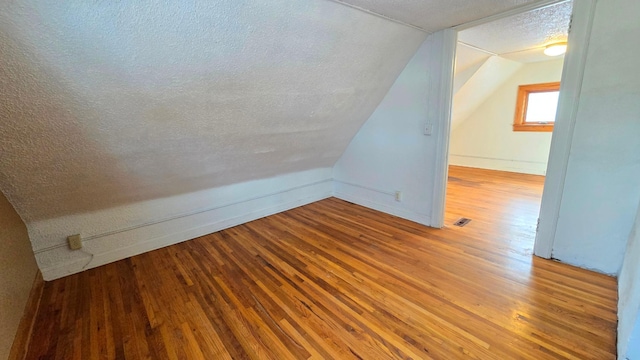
top-left (453, 218), bottom-right (472, 227)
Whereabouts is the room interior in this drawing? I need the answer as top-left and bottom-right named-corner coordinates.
top-left (443, 2), bottom-right (568, 264)
top-left (449, 1), bottom-right (569, 175)
top-left (1, 0), bottom-right (639, 359)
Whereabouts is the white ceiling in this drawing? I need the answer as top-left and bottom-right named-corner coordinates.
top-left (333, 0), bottom-right (540, 33)
top-left (458, 1), bottom-right (572, 63)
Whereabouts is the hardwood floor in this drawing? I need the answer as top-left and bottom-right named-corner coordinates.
top-left (24, 166), bottom-right (617, 359)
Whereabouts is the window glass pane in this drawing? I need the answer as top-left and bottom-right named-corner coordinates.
top-left (525, 91), bottom-right (559, 123)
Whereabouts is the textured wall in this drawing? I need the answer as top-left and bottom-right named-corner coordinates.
top-left (551, 0), bottom-right (640, 275)
top-left (0, 192), bottom-right (38, 359)
top-left (450, 59), bottom-right (564, 175)
top-left (0, 0), bottom-right (426, 224)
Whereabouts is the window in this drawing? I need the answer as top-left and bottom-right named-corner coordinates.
top-left (513, 82), bottom-right (560, 132)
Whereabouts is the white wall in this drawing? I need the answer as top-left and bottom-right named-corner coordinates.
top-left (333, 31), bottom-right (448, 225)
top-left (0, 192), bottom-right (38, 359)
top-left (453, 43), bottom-right (490, 94)
top-left (618, 203), bottom-right (640, 359)
top-left (449, 59), bottom-right (564, 175)
top-left (33, 168), bottom-right (333, 280)
top-left (628, 319), bottom-right (640, 360)
top-left (550, 0), bottom-right (640, 275)
top-left (450, 56), bottom-right (523, 131)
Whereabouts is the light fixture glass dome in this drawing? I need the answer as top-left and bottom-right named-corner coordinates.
top-left (544, 42), bottom-right (567, 56)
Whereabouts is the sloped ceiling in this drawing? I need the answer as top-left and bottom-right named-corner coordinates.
top-left (452, 56), bottom-right (523, 130)
top-left (0, 0), bottom-right (428, 222)
top-left (0, 0), bottom-right (551, 224)
top-left (453, 44), bottom-right (491, 94)
top-left (458, 0), bottom-right (572, 62)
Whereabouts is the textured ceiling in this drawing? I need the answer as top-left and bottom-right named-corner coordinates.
top-left (0, 0), bottom-right (428, 222)
top-left (458, 1), bottom-right (572, 62)
top-left (333, 0), bottom-right (540, 32)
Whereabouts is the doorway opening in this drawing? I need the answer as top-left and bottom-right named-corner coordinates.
top-left (444, 0), bottom-right (572, 255)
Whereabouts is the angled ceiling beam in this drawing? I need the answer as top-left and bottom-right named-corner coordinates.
top-left (324, 0), bottom-right (431, 33)
top-left (453, 0), bottom-right (570, 31)
top-left (457, 41), bottom-right (498, 56)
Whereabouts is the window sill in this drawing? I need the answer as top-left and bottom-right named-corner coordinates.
top-left (513, 124), bottom-right (554, 132)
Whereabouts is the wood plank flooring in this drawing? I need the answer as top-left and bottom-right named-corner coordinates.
top-left (24, 166), bottom-right (617, 359)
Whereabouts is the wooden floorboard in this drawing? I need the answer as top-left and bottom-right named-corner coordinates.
top-left (25, 166), bottom-right (617, 359)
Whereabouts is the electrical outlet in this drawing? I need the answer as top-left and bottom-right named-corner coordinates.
top-left (68, 234), bottom-right (82, 250)
top-left (424, 122), bottom-right (433, 136)
top-left (395, 191), bottom-right (402, 202)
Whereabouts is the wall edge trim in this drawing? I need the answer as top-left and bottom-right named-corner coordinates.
top-left (333, 191), bottom-right (430, 226)
top-left (534, 0), bottom-right (597, 258)
top-left (34, 178), bottom-right (333, 254)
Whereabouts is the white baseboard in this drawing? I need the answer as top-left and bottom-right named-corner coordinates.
top-left (333, 181), bottom-right (430, 226)
top-left (37, 171), bottom-right (437, 280)
top-left (449, 154), bottom-right (547, 175)
top-left (39, 179), bottom-right (332, 280)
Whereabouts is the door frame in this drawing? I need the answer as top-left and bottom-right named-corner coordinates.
top-left (429, 0), bottom-right (598, 259)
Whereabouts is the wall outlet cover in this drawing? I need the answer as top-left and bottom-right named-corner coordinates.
top-left (67, 234), bottom-right (82, 250)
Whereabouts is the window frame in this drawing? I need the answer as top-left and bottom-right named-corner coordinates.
top-left (513, 81), bottom-right (561, 132)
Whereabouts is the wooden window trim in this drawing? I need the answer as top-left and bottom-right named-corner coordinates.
top-left (513, 81), bottom-right (560, 132)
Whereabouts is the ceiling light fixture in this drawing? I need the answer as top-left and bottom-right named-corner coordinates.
top-left (543, 42), bottom-right (567, 56)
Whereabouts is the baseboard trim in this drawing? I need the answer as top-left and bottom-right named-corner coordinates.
top-left (39, 181), bottom-right (332, 280)
top-left (8, 271), bottom-right (44, 360)
top-left (449, 154), bottom-right (547, 175)
top-left (334, 191), bottom-right (430, 226)
top-left (36, 175), bottom-right (434, 279)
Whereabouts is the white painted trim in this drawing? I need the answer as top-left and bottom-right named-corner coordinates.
top-left (449, 154), bottom-right (547, 176)
top-left (457, 41), bottom-right (498, 56)
top-left (326, 0), bottom-right (430, 33)
top-left (33, 178), bottom-right (333, 254)
top-left (333, 191), bottom-right (431, 226)
top-left (39, 180), bottom-right (332, 280)
top-left (453, 0), bottom-right (570, 31)
top-left (534, 0), bottom-right (597, 258)
top-left (333, 179), bottom-right (395, 196)
top-left (429, 29), bottom-right (457, 228)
